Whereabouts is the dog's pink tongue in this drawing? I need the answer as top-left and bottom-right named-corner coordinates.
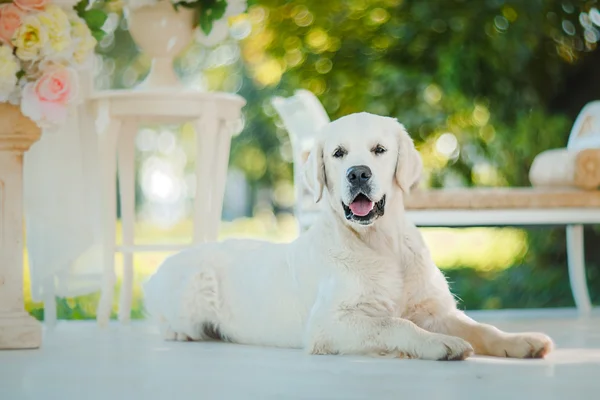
top-left (349, 198), bottom-right (374, 217)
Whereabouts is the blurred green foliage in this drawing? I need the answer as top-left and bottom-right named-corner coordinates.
top-left (245, 0), bottom-right (592, 185)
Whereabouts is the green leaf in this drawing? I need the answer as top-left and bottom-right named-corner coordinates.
top-left (211, 0), bottom-right (227, 20)
top-left (74, 0), bottom-right (88, 16)
top-left (199, 11), bottom-right (214, 35)
top-left (91, 29), bottom-right (105, 43)
top-left (82, 9), bottom-right (108, 31)
top-left (196, 0), bottom-right (227, 34)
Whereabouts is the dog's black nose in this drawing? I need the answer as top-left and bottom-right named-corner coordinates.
top-left (346, 165), bottom-right (372, 185)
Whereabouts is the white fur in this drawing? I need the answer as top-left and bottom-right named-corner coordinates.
top-left (144, 112), bottom-right (553, 360)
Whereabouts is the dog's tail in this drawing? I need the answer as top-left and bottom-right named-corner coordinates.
top-left (141, 248), bottom-right (202, 324)
top-left (141, 252), bottom-right (180, 321)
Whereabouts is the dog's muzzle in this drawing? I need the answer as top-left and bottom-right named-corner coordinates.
top-left (343, 165), bottom-right (386, 225)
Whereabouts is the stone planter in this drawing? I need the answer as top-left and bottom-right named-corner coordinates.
top-left (125, 1), bottom-right (196, 89)
top-left (0, 103), bottom-right (42, 349)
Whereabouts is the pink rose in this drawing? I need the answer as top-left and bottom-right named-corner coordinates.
top-left (13, 0), bottom-right (47, 11)
top-left (21, 66), bottom-right (79, 127)
top-left (0, 4), bottom-right (25, 46)
top-left (35, 66), bottom-right (77, 105)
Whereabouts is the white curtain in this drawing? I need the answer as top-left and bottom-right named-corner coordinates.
top-left (23, 77), bottom-right (105, 309)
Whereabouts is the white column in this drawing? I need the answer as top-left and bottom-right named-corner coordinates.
top-left (0, 104), bottom-right (42, 349)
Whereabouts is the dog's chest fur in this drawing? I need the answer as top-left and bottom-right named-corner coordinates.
top-left (327, 229), bottom-right (416, 319)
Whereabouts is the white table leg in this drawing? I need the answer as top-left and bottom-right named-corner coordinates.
top-left (96, 119), bottom-right (121, 327)
top-left (193, 116), bottom-right (219, 243)
top-left (566, 224), bottom-right (592, 315)
top-left (206, 121), bottom-right (231, 241)
top-left (117, 119), bottom-right (137, 324)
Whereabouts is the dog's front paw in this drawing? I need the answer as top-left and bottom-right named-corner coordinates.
top-left (491, 332), bottom-right (553, 359)
top-left (421, 334), bottom-right (474, 361)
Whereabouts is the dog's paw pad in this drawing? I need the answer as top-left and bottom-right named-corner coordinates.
top-left (501, 333), bottom-right (553, 359)
top-left (439, 343), bottom-right (473, 361)
top-left (421, 334), bottom-right (473, 361)
top-left (437, 342), bottom-right (473, 361)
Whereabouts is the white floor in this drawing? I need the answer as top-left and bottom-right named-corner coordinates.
top-left (2, 309), bottom-right (600, 400)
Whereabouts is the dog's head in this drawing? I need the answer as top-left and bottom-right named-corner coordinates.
top-left (304, 112), bottom-right (422, 227)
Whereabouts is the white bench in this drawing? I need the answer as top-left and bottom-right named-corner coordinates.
top-left (272, 92), bottom-right (600, 315)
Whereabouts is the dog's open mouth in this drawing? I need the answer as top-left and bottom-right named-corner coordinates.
top-left (343, 193), bottom-right (386, 225)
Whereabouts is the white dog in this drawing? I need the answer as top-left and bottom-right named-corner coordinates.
top-left (144, 112), bottom-right (553, 360)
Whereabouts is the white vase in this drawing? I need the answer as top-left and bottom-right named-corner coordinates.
top-left (125, 2), bottom-right (196, 89)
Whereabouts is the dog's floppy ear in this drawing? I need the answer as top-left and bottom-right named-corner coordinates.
top-left (393, 121), bottom-right (423, 194)
top-left (303, 140), bottom-right (326, 203)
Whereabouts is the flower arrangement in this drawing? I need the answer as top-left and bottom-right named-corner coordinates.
top-left (125, 0), bottom-right (247, 46)
top-left (0, 0), bottom-right (106, 128)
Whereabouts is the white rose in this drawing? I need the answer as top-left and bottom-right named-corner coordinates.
top-left (0, 45), bottom-right (20, 101)
top-left (12, 14), bottom-right (49, 62)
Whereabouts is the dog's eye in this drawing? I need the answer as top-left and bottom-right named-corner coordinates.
top-left (373, 145), bottom-right (387, 155)
top-left (333, 148), bottom-right (346, 158)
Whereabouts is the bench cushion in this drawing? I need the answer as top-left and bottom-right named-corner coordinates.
top-left (405, 188), bottom-right (600, 210)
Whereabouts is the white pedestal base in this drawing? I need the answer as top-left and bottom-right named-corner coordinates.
top-left (0, 312), bottom-right (42, 349)
top-left (0, 103), bottom-right (42, 350)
